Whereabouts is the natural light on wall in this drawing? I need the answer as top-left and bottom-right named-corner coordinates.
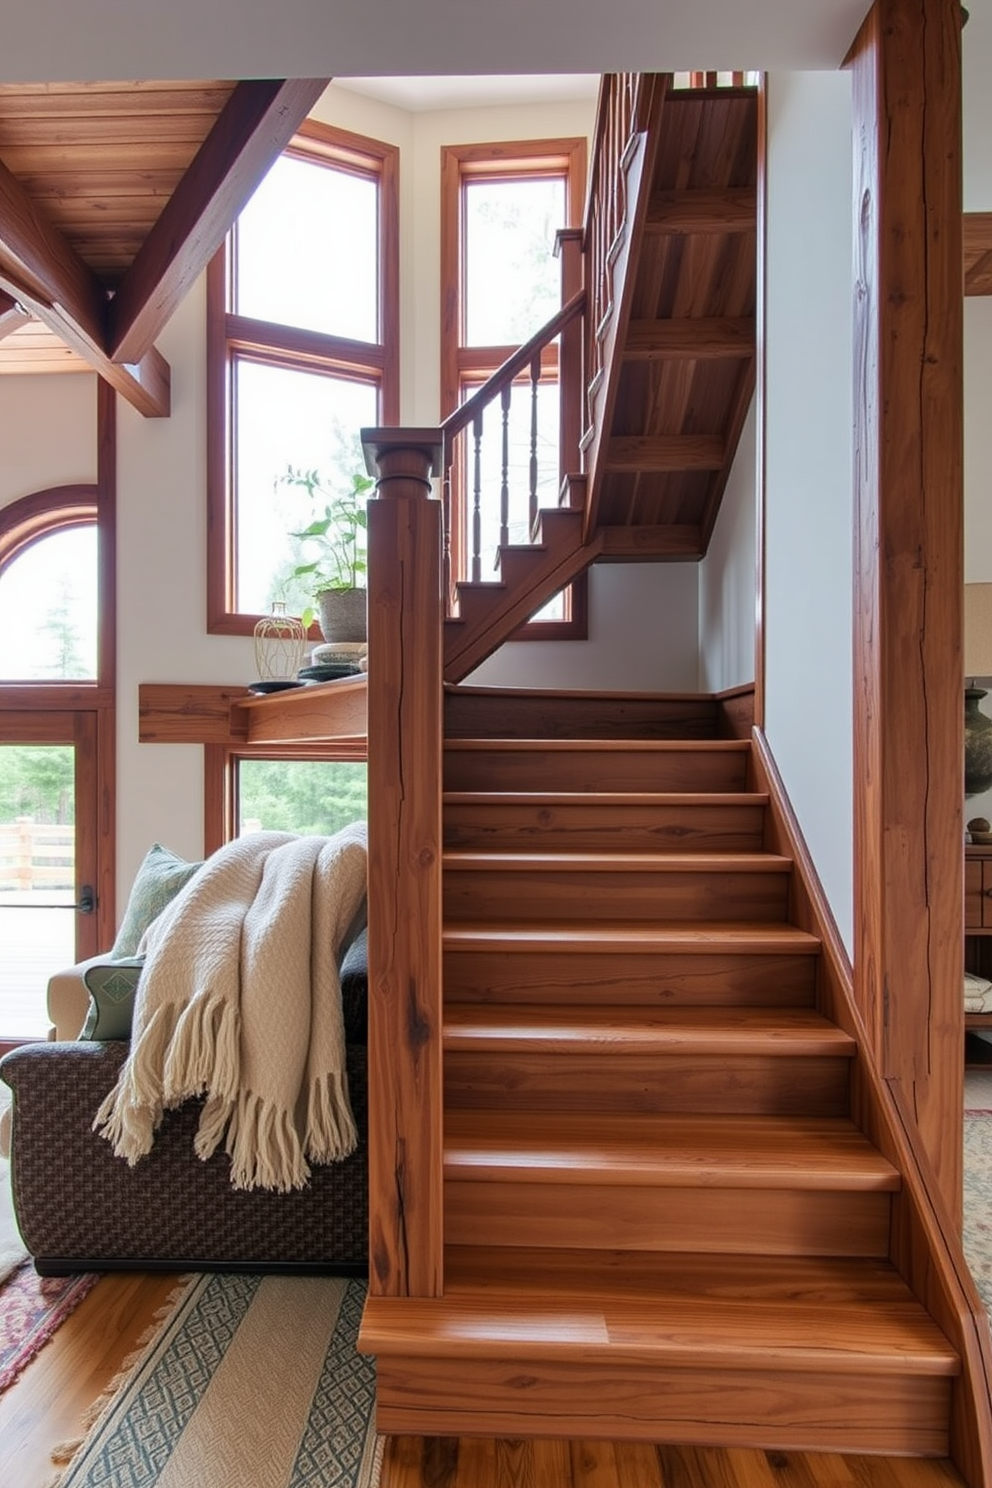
top-left (0, 526), bottom-right (98, 680)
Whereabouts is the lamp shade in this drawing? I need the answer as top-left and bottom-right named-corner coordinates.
top-left (965, 583), bottom-right (992, 679)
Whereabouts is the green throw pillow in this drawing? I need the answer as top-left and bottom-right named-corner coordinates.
top-left (110, 843), bottom-right (201, 957)
top-left (80, 959), bottom-right (145, 1041)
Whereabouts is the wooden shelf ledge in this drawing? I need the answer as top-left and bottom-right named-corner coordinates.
top-left (139, 677), bottom-right (367, 748)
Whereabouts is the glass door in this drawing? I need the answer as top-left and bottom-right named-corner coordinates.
top-left (0, 713), bottom-right (99, 1040)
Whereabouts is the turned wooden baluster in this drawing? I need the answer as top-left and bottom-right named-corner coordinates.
top-left (362, 427), bottom-right (445, 1299)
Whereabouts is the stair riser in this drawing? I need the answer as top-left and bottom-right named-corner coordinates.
top-left (443, 690), bottom-right (720, 740)
top-left (443, 803), bottom-right (766, 853)
top-left (443, 950), bottom-right (818, 1006)
top-left (444, 1053), bottom-right (850, 1117)
top-left (374, 1359), bottom-right (950, 1457)
top-left (444, 868), bottom-right (790, 923)
top-left (444, 749), bottom-right (748, 794)
top-left (445, 1182), bottom-right (892, 1257)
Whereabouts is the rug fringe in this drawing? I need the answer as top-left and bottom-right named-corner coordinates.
top-left (49, 1274), bottom-right (196, 1479)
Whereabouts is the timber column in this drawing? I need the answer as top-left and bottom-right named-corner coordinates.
top-left (363, 428), bottom-right (445, 1295)
top-left (849, 0), bottom-right (964, 1211)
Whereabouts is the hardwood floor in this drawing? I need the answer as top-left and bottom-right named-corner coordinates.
top-left (0, 1268), bottom-right (968, 1488)
top-left (0, 1270), bottom-right (182, 1487)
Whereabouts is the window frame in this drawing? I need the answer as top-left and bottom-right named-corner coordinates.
top-left (440, 137), bottom-right (588, 641)
top-left (205, 740), bottom-right (367, 854)
top-left (0, 381), bottom-right (118, 961)
top-left (207, 119), bottom-right (399, 637)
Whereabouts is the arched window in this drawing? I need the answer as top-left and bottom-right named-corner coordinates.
top-left (0, 487), bottom-right (98, 682)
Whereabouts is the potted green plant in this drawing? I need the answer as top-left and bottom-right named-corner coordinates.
top-left (281, 466), bottom-right (374, 642)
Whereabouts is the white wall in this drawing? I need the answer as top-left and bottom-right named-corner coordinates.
top-left (468, 562), bottom-right (701, 691)
top-left (698, 401), bottom-right (756, 693)
top-left (116, 281), bottom-right (252, 895)
top-left (0, 374), bottom-right (96, 503)
top-left (764, 70), bottom-right (854, 950)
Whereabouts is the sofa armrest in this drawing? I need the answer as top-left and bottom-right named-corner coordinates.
top-left (47, 954), bottom-right (114, 1042)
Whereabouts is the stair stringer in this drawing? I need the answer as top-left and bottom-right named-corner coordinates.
top-left (750, 727), bottom-right (992, 1487)
top-left (443, 513), bottom-right (604, 683)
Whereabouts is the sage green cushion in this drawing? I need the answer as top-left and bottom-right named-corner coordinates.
top-left (110, 843), bottom-right (201, 958)
top-left (80, 959), bottom-right (145, 1041)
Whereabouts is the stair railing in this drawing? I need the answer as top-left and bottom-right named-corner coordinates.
top-left (439, 285), bottom-right (585, 613)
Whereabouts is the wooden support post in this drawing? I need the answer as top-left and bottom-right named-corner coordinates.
top-left (363, 427), bottom-right (445, 1297)
top-left (848, 0), bottom-right (964, 1214)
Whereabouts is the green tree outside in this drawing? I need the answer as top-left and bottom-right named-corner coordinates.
top-left (238, 759), bottom-right (367, 837)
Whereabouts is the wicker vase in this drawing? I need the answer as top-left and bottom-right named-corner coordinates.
top-left (253, 602), bottom-right (307, 682)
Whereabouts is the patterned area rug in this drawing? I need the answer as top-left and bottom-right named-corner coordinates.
top-left (0, 1262), bottom-right (98, 1392)
top-left (57, 1272), bottom-right (381, 1488)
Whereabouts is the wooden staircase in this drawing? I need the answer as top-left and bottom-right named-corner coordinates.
top-left (440, 77), bottom-right (758, 684)
top-left (361, 698), bottom-right (963, 1457)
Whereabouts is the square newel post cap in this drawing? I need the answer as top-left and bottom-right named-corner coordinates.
top-left (361, 428), bottom-right (443, 499)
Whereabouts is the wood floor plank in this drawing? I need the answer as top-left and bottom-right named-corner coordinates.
top-left (0, 1270), bottom-right (184, 1488)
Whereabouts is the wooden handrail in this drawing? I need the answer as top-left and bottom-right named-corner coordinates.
top-left (440, 289), bottom-right (585, 445)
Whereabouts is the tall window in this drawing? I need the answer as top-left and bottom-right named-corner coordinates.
top-left (440, 139), bottom-right (586, 634)
top-left (0, 513), bottom-right (97, 682)
top-left (208, 121), bottom-right (399, 635)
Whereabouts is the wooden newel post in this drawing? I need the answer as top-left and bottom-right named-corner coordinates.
top-left (362, 427), bottom-right (445, 1298)
top-left (848, 0), bottom-right (964, 1214)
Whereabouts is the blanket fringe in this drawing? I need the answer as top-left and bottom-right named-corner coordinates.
top-left (224, 1090), bottom-right (310, 1192)
top-left (307, 1070), bottom-right (359, 1162)
top-left (164, 994), bottom-right (240, 1106)
top-left (92, 1003), bottom-right (176, 1162)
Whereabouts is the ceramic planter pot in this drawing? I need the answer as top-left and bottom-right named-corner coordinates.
top-left (317, 588), bottom-right (367, 644)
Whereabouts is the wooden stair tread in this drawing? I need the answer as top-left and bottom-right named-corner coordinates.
top-left (443, 791), bottom-right (770, 807)
top-left (361, 1249), bottom-right (956, 1375)
top-left (443, 1005), bottom-right (855, 1057)
top-left (445, 738), bottom-right (751, 753)
top-left (445, 1112), bottom-right (900, 1190)
top-left (444, 850), bottom-right (791, 873)
top-left (443, 922), bottom-right (821, 954)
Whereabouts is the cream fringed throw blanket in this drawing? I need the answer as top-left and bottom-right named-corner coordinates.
top-left (95, 823), bottom-right (368, 1192)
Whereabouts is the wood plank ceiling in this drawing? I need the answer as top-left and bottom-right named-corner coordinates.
top-left (0, 78), bottom-right (328, 414)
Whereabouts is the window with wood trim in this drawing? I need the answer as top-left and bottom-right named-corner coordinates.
top-left (0, 495), bottom-right (99, 683)
top-left (440, 138), bottom-right (587, 637)
top-left (208, 120), bottom-right (399, 635)
top-left (204, 744), bottom-right (367, 855)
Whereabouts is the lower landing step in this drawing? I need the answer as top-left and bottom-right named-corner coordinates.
top-left (360, 1248), bottom-right (958, 1457)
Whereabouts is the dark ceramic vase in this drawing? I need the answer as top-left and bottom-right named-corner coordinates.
top-left (965, 686), bottom-right (992, 796)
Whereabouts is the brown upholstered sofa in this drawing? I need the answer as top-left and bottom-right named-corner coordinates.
top-left (0, 932), bottom-right (369, 1277)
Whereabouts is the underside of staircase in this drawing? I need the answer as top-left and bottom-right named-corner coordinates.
top-left (361, 690), bottom-right (965, 1460)
top-left (442, 80), bottom-right (758, 684)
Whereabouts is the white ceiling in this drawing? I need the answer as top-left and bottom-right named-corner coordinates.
top-left (335, 75), bottom-right (600, 112)
top-left (0, 0), bottom-right (872, 83)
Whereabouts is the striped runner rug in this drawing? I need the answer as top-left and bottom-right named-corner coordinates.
top-left (57, 1273), bottom-right (381, 1488)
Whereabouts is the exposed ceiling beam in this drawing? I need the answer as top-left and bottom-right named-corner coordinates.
top-left (108, 78), bottom-right (330, 366)
top-left (0, 156), bottom-right (170, 416)
top-left (965, 212), bottom-right (992, 296)
top-left (623, 317), bottom-right (755, 360)
top-left (0, 290), bottom-right (30, 343)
